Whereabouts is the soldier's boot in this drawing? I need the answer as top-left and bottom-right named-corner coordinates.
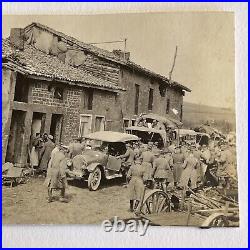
top-left (129, 200), bottom-right (134, 212)
top-left (134, 200), bottom-right (140, 215)
top-left (59, 188), bottom-right (68, 203)
top-left (47, 188), bottom-right (53, 203)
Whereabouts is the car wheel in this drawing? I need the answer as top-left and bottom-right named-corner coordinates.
top-left (88, 167), bottom-right (102, 191)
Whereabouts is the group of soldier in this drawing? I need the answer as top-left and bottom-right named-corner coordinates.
top-left (28, 129), bottom-right (236, 208)
top-left (119, 139), bottom-right (237, 213)
top-left (29, 134), bottom-right (85, 203)
top-left (29, 133), bottom-right (55, 175)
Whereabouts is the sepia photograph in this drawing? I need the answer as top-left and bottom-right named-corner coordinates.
top-left (2, 11), bottom-right (239, 229)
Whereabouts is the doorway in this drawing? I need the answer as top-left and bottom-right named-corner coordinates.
top-left (6, 110), bottom-right (26, 163)
top-left (31, 112), bottom-right (46, 138)
top-left (50, 114), bottom-right (63, 143)
top-left (79, 114), bottom-right (92, 137)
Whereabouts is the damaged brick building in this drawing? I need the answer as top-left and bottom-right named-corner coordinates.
top-left (2, 22), bottom-right (191, 166)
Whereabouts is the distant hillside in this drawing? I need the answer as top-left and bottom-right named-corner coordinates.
top-left (182, 102), bottom-right (236, 132)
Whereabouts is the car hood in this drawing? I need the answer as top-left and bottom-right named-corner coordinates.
top-left (81, 150), bottom-right (107, 165)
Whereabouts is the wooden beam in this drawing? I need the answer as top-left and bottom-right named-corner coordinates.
top-left (13, 101), bottom-right (64, 114)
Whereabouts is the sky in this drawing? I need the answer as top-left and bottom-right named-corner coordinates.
top-left (2, 12), bottom-right (235, 109)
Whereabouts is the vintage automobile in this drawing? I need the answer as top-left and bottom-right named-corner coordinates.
top-left (173, 129), bottom-right (197, 146)
top-left (126, 126), bottom-right (167, 148)
top-left (135, 113), bottom-right (182, 129)
top-left (66, 131), bottom-right (139, 191)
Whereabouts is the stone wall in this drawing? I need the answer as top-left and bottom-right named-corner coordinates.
top-left (119, 68), bottom-right (184, 123)
top-left (2, 69), bottom-right (16, 163)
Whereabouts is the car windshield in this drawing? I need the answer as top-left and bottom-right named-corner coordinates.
top-left (87, 140), bottom-right (127, 156)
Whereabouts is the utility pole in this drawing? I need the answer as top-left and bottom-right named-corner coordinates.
top-left (169, 45), bottom-right (178, 82)
top-left (123, 38), bottom-right (127, 60)
top-left (169, 46), bottom-right (179, 145)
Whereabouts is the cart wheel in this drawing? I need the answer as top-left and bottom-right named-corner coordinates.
top-left (88, 167), bottom-right (102, 191)
top-left (140, 189), bottom-right (171, 215)
top-left (201, 213), bottom-right (230, 228)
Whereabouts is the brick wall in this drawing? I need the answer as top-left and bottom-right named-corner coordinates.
top-left (30, 79), bottom-right (120, 144)
top-left (31, 80), bottom-right (81, 144)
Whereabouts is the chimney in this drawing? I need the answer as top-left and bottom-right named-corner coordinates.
top-left (10, 28), bottom-right (24, 50)
top-left (113, 49), bottom-right (130, 61)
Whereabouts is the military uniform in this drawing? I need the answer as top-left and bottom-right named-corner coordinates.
top-left (39, 139), bottom-right (55, 171)
top-left (168, 144), bottom-right (176, 154)
top-left (141, 150), bottom-right (155, 181)
top-left (133, 146), bottom-right (142, 158)
top-left (193, 148), bottom-right (203, 182)
top-left (226, 145), bottom-right (237, 178)
top-left (172, 151), bottom-right (185, 183)
top-left (181, 146), bottom-right (189, 158)
top-left (127, 163), bottom-right (145, 201)
top-left (216, 148), bottom-right (231, 178)
top-left (120, 147), bottom-right (135, 168)
top-left (68, 142), bottom-right (85, 158)
top-left (44, 150), bottom-right (67, 189)
top-left (179, 154), bottom-right (199, 189)
top-left (152, 145), bottom-right (161, 157)
top-left (153, 156), bottom-right (173, 183)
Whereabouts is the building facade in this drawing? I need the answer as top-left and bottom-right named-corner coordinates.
top-left (2, 23), bottom-right (191, 165)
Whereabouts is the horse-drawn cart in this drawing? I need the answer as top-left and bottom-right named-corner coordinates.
top-left (138, 187), bottom-right (239, 227)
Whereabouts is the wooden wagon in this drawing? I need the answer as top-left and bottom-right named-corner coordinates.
top-left (138, 187), bottom-right (239, 227)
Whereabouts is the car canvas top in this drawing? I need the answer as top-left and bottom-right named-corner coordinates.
top-left (83, 131), bottom-right (139, 143)
top-left (126, 126), bottom-right (166, 135)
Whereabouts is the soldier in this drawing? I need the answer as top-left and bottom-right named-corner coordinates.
top-left (127, 155), bottom-right (145, 213)
top-left (137, 118), bottom-right (147, 127)
top-left (227, 142), bottom-right (237, 179)
top-left (44, 145), bottom-right (70, 203)
top-left (29, 133), bottom-right (42, 174)
top-left (172, 146), bottom-right (185, 186)
top-left (181, 144), bottom-right (189, 158)
top-left (216, 143), bottom-right (232, 189)
top-left (118, 142), bottom-right (135, 184)
top-left (179, 149), bottom-right (199, 190)
top-left (201, 144), bottom-right (211, 163)
top-left (152, 141), bottom-right (160, 156)
top-left (168, 140), bottom-right (177, 154)
top-left (38, 135), bottom-right (55, 175)
top-left (68, 137), bottom-right (85, 158)
top-left (133, 141), bottom-right (142, 159)
top-left (192, 146), bottom-right (203, 185)
top-left (141, 142), bottom-right (155, 188)
top-left (153, 149), bottom-right (173, 192)
top-left (200, 144), bottom-right (211, 183)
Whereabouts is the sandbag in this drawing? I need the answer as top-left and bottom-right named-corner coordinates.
top-left (50, 36), bottom-right (59, 56)
top-left (58, 52), bottom-right (66, 63)
top-left (34, 31), bottom-right (54, 54)
top-left (65, 49), bottom-right (78, 66)
top-left (74, 51), bottom-right (86, 66)
top-left (57, 41), bottom-right (68, 53)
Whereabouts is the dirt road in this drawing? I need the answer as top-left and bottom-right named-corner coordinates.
top-left (2, 177), bottom-right (133, 224)
top-left (3, 177), bottom-right (203, 226)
